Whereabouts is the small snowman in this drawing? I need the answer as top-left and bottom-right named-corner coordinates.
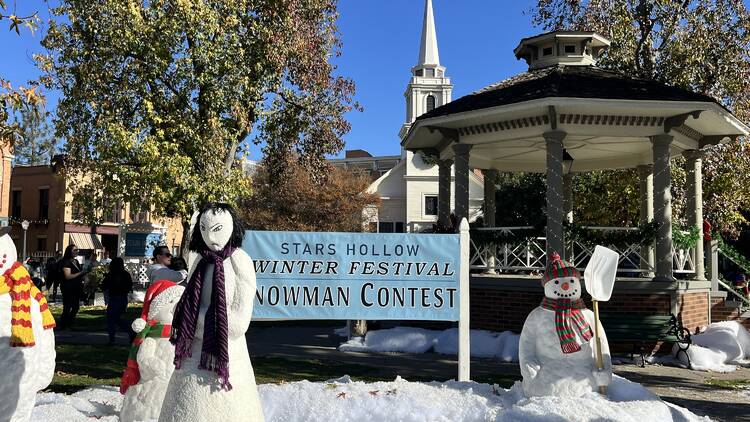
top-left (120, 280), bottom-right (185, 422)
top-left (518, 252), bottom-right (612, 398)
top-left (0, 227), bottom-right (56, 422)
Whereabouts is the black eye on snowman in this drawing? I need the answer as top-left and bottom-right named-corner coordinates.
top-left (554, 280), bottom-right (559, 284)
top-left (570, 279), bottom-right (575, 283)
top-left (212, 225), bottom-right (223, 233)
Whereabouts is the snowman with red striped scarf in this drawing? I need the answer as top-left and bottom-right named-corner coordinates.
top-left (119, 280), bottom-right (185, 422)
top-left (518, 252), bottom-right (612, 398)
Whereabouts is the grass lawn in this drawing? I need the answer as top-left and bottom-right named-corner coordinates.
top-left (47, 305), bottom-right (518, 393)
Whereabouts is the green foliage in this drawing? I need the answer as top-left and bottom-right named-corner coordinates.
top-left (39, 0), bottom-right (357, 231)
top-left (533, 0), bottom-right (750, 235)
top-left (83, 265), bottom-right (109, 297)
top-left (716, 235), bottom-right (750, 274)
top-left (566, 221), bottom-right (658, 249)
top-left (11, 104), bottom-right (57, 165)
top-left (470, 226), bottom-right (544, 248)
top-left (494, 172), bottom-right (547, 227)
top-left (572, 169), bottom-right (640, 227)
top-left (672, 225), bottom-right (700, 250)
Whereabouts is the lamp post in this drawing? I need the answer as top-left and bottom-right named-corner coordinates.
top-left (21, 220), bottom-right (29, 262)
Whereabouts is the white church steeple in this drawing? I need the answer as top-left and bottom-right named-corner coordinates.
top-left (399, 0), bottom-right (453, 141)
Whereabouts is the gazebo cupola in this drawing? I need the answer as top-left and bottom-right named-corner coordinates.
top-left (514, 31), bottom-right (610, 70)
top-left (402, 30), bottom-right (749, 282)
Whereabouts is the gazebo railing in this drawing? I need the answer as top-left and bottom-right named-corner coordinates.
top-left (470, 226), bottom-right (696, 276)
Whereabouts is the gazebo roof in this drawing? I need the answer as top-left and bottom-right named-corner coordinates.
top-left (416, 66), bottom-right (724, 122)
top-left (402, 31), bottom-right (749, 173)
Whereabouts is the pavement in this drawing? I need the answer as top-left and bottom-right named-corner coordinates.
top-left (56, 324), bottom-right (750, 422)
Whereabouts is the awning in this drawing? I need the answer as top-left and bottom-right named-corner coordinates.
top-left (68, 232), bottom-right (104, 250)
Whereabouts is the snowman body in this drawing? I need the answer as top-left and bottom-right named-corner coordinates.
top-left (159, 207), bottom-right (264, 422)
top-left (518, 256), bottom-right (612, 398)
top-left (0, 235), bottom-right (55, 422)
top-left (120, 285), bottom-right (184, 422)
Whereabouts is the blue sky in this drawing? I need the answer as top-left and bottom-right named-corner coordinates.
top-left (0, 0), bottom-right (541, 158)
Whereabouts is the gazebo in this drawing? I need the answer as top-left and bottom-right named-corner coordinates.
top-left (401, 31), bottom-right (749, 334)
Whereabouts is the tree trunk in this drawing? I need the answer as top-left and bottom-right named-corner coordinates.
top-left (180, 219), bottom-right (191, 259)
top-left (349, 320), bottom-right (367, 338)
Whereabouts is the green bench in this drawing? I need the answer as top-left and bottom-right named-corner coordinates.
top-left (599, 313), bottom-right (692, 367)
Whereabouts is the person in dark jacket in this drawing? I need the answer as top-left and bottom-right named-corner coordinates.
top-left (60, 244), bottom-right (87, 329)
top-left (102, 257), bottom-right (135, 345)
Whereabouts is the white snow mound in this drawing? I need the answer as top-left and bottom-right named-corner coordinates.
top-left (675, 321), bottom-right (750, 372)
top-left (30, 376), bottom-right (710, 422)
top-left (339, 327), bottom-right (520, 361)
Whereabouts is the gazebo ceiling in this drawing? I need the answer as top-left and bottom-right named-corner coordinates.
top-left (402, 66), bottom-right (749, 173)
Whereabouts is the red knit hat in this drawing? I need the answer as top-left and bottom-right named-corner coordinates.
top-left (131, 280), bottom-right (180, 333)
top-left (542, 252), bottom-right (579, 285)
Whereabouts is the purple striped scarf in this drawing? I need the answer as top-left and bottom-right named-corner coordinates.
top-left (170, 245), bottom-right (236, 390)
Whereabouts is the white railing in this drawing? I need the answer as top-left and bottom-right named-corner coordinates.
top-left (470, 226), bottom-right (696, 276)
top-left (125, 262), bottom-right (150, 288)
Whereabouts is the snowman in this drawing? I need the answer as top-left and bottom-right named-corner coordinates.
top-left (0, 227), bottom-right (56, 422)
top-left (518, 252), bottom-right (612, 398)
top-left (120, 280), bottom-right (185, 422)
top-left (159, 203), bottom-right (264, 422)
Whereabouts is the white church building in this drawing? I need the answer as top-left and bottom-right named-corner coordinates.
top-left (331, 0), bottom-right (484, 233)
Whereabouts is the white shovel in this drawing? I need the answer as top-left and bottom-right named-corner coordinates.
top-left (583, 245), bottom-right (619, 395)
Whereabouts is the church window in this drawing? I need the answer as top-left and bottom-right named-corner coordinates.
top-left (564, 44), bottom-right (576, 54)
top-left (415, 69), bottom-right (424, 76)
top-left (426, 68), bottom-right (435, 77)
top-left (542, 46), bottom-right (553, 56)
top-left (378, 222), bottom-right (394, 233)
top-left (424, 195), bottom-right (438, 216)
top-left (426, 95), bottom-right (436, 112)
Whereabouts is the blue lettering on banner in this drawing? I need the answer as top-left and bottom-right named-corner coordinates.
top-left (242, 231), bottom-right (461, 321)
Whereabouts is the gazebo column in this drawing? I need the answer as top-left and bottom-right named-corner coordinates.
top-left (452, 144), bottom-right (473, 228)
top-left (683, 150), bottom-right (706, 280)
top-left (563, 173), bottom-right (574, 224)
top-left (637, 164), bottom-right (655, 277)
top-left (483, 169), bottom-right (498, 274)
top-left (437, 158), bottom-right (453, 230)
top-left (652, 134), bottom-right (674, 281)
top-left (545, 130), bottom-right (566, 259)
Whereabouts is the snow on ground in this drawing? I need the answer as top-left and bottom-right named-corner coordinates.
top-left (338, 327), bottom-right (520, 361)
top-left (675, 321), bottom-right (750, 372)
top-left (30, 375), bottom-right (710, 422)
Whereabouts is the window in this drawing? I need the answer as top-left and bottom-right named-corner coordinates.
top-left (38, 189), bottom-right (49, 220)
top-left (378, 222), bottom-right (394, 233)
top-left (426, 95), bottom-right (436, 112)
top-left (72, 197), bottom-right (85, 221)
top-left (395, 222), bottom-right (405, 233)
top-left (424, 195), bottom-right (438, 216)
top-left (542, 46), bottom-right (553, 56)
top-left (36, 237), bottom-right (47, 253)
top-left (415, 69), bottom-right (423, 76)
top-left (11, 190), bottom-right (21, 218)
top-left (426, 68), bottom-right (435, 77)
top-left (564, 44), bottom-right (576, 54)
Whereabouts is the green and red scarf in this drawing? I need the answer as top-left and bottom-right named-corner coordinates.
top-left (541, 298), bottom-right (593, 354)
top-left (119, 323), bottom-right (172, 394)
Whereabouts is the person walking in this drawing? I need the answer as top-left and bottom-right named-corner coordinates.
top-left (60, 244), bottom-right (87, 329)
top-left (102, 257), bottom-right (135, 345)
top-left (45, 252), bottom-right (63, 302)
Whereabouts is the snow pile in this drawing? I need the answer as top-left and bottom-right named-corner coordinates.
top-left (339, 327), bottom-right (520, 361)
top-left (30, 376), bottom-right (710, 421)
top-left (675, 321), bottom-right (750, 372)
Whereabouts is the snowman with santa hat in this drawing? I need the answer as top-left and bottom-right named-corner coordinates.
top-left (518, 252), bottom-right (612, 398)
top-left (119, 279), bottom-right (185, 422)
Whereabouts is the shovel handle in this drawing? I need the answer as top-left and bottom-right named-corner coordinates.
top-left (593, 300), bottom-right (607, 395)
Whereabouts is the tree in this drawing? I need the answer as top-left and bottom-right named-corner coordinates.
top-left (533, 0), bottom-right (750, 235)
top-left (240, 158), bottom-right (380, 232)
top-left (0, 1), bottom-right (44, 142)
top-left (38, 0), bottom-right (358, 246)
top-left (12, 105), bottom-right (57, 166)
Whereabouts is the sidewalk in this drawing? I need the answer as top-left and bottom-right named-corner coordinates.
top-left (57, 324), bottom-right (750, 422)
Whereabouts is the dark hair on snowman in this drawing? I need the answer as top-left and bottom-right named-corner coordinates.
top-left (189, 202), bottom-right (246, 252)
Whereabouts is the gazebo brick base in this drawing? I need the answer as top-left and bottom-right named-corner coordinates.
top-left (470, 276), bottom-right (712, 353)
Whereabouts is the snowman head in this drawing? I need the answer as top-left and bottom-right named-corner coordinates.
top-left (131, 280), bottom-right (185, 332)
top-left (0, 227), bottom-right (18, 274)
top-left (189, 202), bottom-right (245, 253)
top-left (542, 252), bottom-right (581, 300)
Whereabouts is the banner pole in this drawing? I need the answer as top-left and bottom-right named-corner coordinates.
top-left (458, 218), bottom-right (470, 382)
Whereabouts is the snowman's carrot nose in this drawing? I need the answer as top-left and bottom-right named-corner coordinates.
top-left (561, 282), bottom-right (570, 291)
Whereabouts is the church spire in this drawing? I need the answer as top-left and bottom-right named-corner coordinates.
top-left (418, 0), bottom-right (440, 66)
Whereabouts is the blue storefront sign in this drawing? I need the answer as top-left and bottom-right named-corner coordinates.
top-left (124, 232), bottom-right (163, 257)
top-left (243, 231), bottom-right (461, 321)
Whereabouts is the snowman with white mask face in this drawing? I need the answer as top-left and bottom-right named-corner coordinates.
top-left (518, 252), bottom-right (612, 398)
top-left (159, 203), bottom-right (264, 422)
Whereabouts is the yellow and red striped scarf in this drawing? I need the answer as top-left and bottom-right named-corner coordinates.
top-left (0, 261), bottom-right (56, 346)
